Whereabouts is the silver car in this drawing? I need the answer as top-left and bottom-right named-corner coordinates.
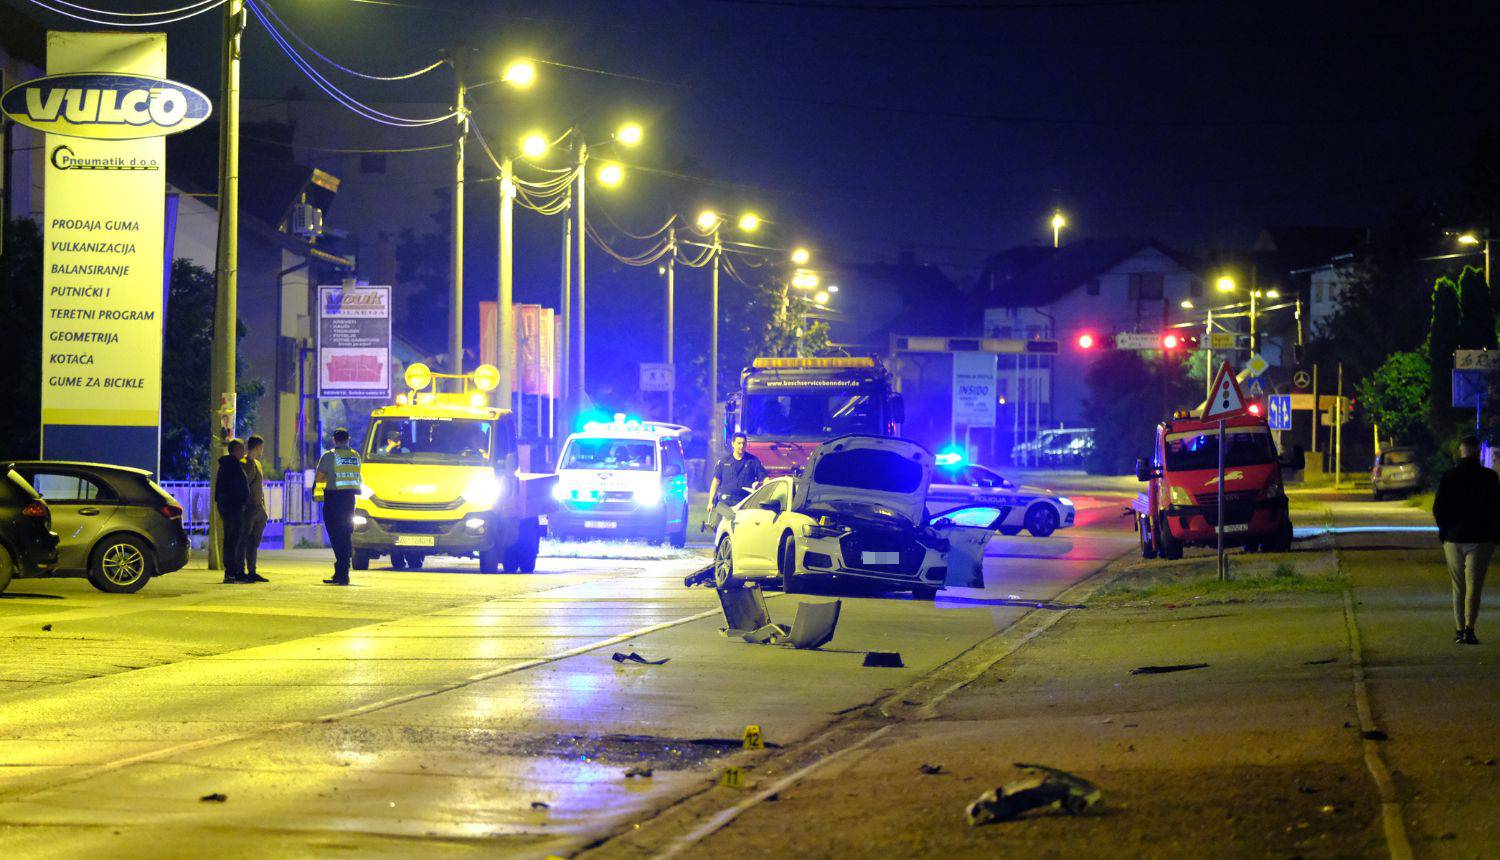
top-left (1371, 448), bottom-right (1421, 500)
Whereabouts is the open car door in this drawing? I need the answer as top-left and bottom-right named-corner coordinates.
top-left (930, 504), bottom-right (1007, 588)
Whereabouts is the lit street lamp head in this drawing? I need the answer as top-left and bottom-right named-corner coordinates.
top-left (791, 247), bottom-right (811, 266)
top-left (597, 162), bottom-right (625, 187)
top-left (696, 210), bottom-right (721, 231)
top-left (739, 213), bottom-right (761, 232)
top-left (615, 122), bottom-right (644, 147)
top-left (1266, 289), bottom-right (1281, 299)
top-left (1216, 275), bottom-right (1236, 292)
top-left (520, 132), bottom-right (548, 159)
top-left (814, 290), bottom-right (830, 305)
top-left (1050, 211), bottom-right (1066, 231)
top-left (1458, 232), bottom-right (1481, 245)
top-left (1180, 299), bottom-right (1194, 309)
top-left (501, 59), bottom-right (537, 88)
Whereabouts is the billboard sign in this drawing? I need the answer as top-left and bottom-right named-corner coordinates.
top-left (952, 351), bottom-right (997, 427)
top-left (318, 285), bottom-right (391, 398)
top-left (2, 72), bottom-right (211, 139)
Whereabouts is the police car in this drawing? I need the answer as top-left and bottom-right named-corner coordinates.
top-left (548, 417), bottom-right (692, 546)
top-left (927, 453), bottom-right (1075, 537)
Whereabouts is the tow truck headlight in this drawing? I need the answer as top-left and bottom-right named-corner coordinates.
top-left (464, 474), bottom-right (504, 507)
top-left (1168, 485), bottom-right (1194, 507)
top-left (635, 483), bottom-right (663, 506)
top-left (465, 516), bottom-right (487, 532)
top-left (351, 514), bottom-right (369, 528)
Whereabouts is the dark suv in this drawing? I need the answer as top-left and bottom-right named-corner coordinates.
top-left (0, 467), bottom-right (60, 593)
top-left (3, 462), bottom-right (188, 593)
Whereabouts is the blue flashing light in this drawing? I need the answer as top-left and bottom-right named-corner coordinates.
top-left (935, 447), bottom-right (966, 468)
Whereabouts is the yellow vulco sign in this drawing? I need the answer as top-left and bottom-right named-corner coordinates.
top-left (1, 72), bottom-right (211, 139)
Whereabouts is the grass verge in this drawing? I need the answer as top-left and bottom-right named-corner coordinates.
top-left (1090, 544), bottom-right (1343, 607)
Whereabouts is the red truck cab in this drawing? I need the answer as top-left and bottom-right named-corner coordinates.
top-left (1132, 411), bottom-right (1295, 559)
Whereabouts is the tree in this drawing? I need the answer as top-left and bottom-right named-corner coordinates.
top-left (1456, 265), bottom-right (1496, 350)
top-left (1428, 275), bottom-right (1462, 424)
top-left (1358, 351), bottom-right (1430, 447)
top-left (0, 219), bottom-right (44, 458)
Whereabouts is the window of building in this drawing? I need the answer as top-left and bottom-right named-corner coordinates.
top-left (1128, 273), bottom-right (1164, 300)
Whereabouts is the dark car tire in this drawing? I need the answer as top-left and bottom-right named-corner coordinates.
top-left (479, 547), bottom-right (501, 574)
top-left (506, 518), bottom-right (540, 573)
top-left (1156, 520), bottom-right (1184, 561)
top-left (668, 505), bottom-right (690, 548)
top-left (777, 532), bottom-right (801, 593)
top-left (714, 536), bottom-right (738, 589)
top-left (405, 552), bottom-right (424, 570)
top-left (1024, 504), bottom-right (1059, 538)
top-left (911, 585), bottom-right (938, 600)
top-left (1267, 518), bottom-right (1294, 552)
top-left (390, 551), bottom-right (407, 571)
top-left (1139, 515), bottom-right (1158, 559)
top-left (353, 550), bottom-right (372, 571)
top-left (87, 534), bottom-right (156, 593)
top-left (0, 545), bottom-right (14, 594)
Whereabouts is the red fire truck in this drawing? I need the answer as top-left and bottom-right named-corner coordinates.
top-left (725, 357), bottom-right (904, 476)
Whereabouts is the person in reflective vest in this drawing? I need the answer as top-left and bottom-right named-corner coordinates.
top-left (315, 427), bottom-right (363, 585)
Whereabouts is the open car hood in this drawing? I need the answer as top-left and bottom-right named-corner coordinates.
top-left (796, 435), bottom-right (932, 525)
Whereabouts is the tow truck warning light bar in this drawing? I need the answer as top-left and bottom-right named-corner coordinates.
top-left (393, 362), bottom-right (501, 408)
top-left (752, 357), bottom-right (877, 369)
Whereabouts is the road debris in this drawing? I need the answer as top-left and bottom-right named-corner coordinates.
top-left (966, 763), bottom-right (1102, 825)
top-left (41, 624), bottom-right (52, 632)
top-left (530, 801), bottom-right (550, 810)
top-left (683, 564), bottom-right (715, 588)
top-left (863, 651), bottom-right (904, 668)
top-left (1129, 663), bottom-right (1209, 675)
top-left (717, 586), bottom-right (841, 650)
top-left (624, 766), bottom-right (654, 778)
top-left (1304, 657), bottom-right (1338, 665)
top-left (612, 652), bottom-right (669, 665)
top-left (1361, 729), bottom-right (1389, 741)
top-left (199, 793), bottom-right (227, 803)
top-left (919, 763), bottom-right (944, 775)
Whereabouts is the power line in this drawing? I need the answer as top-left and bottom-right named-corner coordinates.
top-left (257, 0), bottom-right (447, 81)
top-left (19, 0), bottom-right (226, 26)
top-left (707, 0), bottom-right (1200, 10)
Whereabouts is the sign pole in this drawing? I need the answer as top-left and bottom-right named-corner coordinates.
top-left (209, 0), bottom-right (245, 571)
top-left (1217, 417), bottom-right (1227, 581)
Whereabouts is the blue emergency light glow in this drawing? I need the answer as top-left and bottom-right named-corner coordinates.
top-left (935, 448), bottom-right (966, 467)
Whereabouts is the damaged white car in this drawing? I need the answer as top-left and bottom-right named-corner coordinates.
top-left (712, 435), bottom-right (1007, 599)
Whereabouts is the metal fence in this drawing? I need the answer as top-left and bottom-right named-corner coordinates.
top-left (159, 476), bottom-right (322, 534)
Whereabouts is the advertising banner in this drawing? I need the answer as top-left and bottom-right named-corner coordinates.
top-left (20, 32), bottom-right (185, 474)
top-left (318, 285), bottom-right (391, 398)
top-left (537, 307), bottom-right (554, 398)
top-left (479, 300), bottom-right (498, 370)
top-left (516, 304), bottom-right (542, 394)
top-left (952, 352), bottom-right (997, 427)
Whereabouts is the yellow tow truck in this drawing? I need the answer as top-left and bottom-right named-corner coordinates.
top-left (351, 363), bottom-right (556, 573)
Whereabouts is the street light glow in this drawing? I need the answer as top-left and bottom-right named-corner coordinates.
top-left (739, 213), bottom-right (761, 232)
top-left (1266, 289), bottom-right (1281, 299)
top-left (520, 132), bottom-right (548, 159)
top-left (791, 247), bottom-right (811, 265)
top-left (615, 122), bottom-right (644, 147)
top-left (1180, 299), bottom-right (1194, 309)
top-left (502, 59), bottom-right (537, 88)
top-left (814, 290), bottom-right (830, 305)
top-left (827, 285), bottom-right (839, 293)
top-left (1458, 232), bottom-right (1481, 245)
top-left (597, 162), bottom-right (624, 186)
top-left (696, 210), bottom-right (720, 231)
top-left (1216, 275), bottom-right (1236, 292)
top-left (792, 271), bottom-right (819, 289)
top-left (1050, 211), bottom-right (1066, 231)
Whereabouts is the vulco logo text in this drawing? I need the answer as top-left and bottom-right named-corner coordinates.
top-left (1, 73), bottom-right (212, 140)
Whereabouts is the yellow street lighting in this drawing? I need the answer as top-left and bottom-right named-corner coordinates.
top-left (615, 122), bottom-right (644, 147)
top-left (520, 131), bottom-right (549, 159)
top-left (792, 271), bottom-right (819, 289)
top-left (827, 285), bottom-right (840, 293)
top-left (696, 209), bottom-right (720, 231)
top-left (1216, 275), bottom-right (1236, 292)
top-left (791, 247), bottom-right (811, 266)
top-left (1050, 210), bottom-right (1067, 248)
top-left (1458, 232), bottom-right (1481, 245)
top-left (814, 290), bottom-right (830, 305)
top-left (596, 162), bottom-right (624, 187)
top-left (501, 59), bottom-right (537, 88)
top-left (1266, 289), bottom-right (1281, 299)
top-left (1180, 299), bottom-right (1194, 309)
top-left (738, 212), bottom-right (761, 232)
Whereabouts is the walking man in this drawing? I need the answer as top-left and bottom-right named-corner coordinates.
top-left (1432, 435), bottom-right (1500, 644)
top-left (705, 432), bottom-right (767, 529)
top-left (240, 435), bottom-right (270, 583)
top-left (214, 438), bottom-right (251, 584)
top-left (315, 427), bottom-right (363, 586)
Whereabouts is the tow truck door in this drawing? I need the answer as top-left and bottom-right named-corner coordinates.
top-left (930, 504), bottom-right (1006, 588)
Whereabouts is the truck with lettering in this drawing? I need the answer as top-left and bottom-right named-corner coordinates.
top-left (350, 363), bottom-right (557, 573)
top-left (1130, 410), bottom-right (1295, 560)
top-left (725, 357), bottom-right (903, 476)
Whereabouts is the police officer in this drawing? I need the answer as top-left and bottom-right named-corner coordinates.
top-left (315, 427), bottom-right (363, 586)
top-left (706, 432), bottom-right (767, 528)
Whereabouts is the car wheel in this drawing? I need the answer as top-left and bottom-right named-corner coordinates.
top-left (88, 535), bottom-right (155, 593)
top-left (405, 553), bottom-right (425, 570)
top-left (1139, 515), bottom-right (1158, 559)
top-left (1267, 518), bottom-right (1294, 552)
top-left (353, 550), bottom-right (372, 571)
top-left (713, 536), bottom-right (738, 589)
top-left (777, 532), bottom-right (802, 593)
top-left (998, 526), bottom-right (1022, 537)
top-left (479, 547), bottom-right (501, 574)
top-left (1157, 521), bottom-right (1184, 560)
top-left (911, 585), bottom-right (938, 600)
top-left (0, 545), bottom-right (14, 594)
top-left (668, 505), bottom-right (689, 548)
top-left (390, 551), bottom-right (407, 571)
top-left (512, 518), bottom-right (541, 573)
top-left (1024, 505), bottom-right (1059, 538)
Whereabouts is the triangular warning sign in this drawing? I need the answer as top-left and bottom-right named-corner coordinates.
top-left (1201, 361), bottom-right (1249, 421)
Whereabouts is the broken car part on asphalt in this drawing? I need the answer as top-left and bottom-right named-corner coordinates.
top-left (612, 651), bottom-right (670, 665)
top-left (862, 651), bottom-right (905, 668)
top-left (966, 763), bottom-right (1103, 825)
top-left (716, 584), bottom-right (841, 650)
top-left (1129, 662), bottom-right (1209, 675)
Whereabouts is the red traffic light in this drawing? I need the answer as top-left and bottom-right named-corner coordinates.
top-left (1162, 334), bottom-right (1180, 349)
top-left (1077, 333), bottom-right (1096, 350)
top-left (1247, 402), bottom-right (1262, 416)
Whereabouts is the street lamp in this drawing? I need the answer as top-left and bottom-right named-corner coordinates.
top-left (1455, 231), bottom-right (1492, 288)
top-left (520, 131), bottom-right (548, 159)
top-left (501, 58), bottom-right (536, 88)
top-left (1216, 275), bottom-right (1235, 292)
top-left (1050, 210), bottom-right (1067, 248)
top-left (1180, 299), bottom-right (1195, 310)
top-left (615, 122), bottom-right (644, 147)
top-left (739, 212), bottom-right (761, 232)
top-left (596, 162), bottom-right (625, 186)
top-left (791, 247), bottom-right (811, 266)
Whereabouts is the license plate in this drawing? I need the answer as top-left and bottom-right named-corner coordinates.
top-left (862, 551), bottom-right (900, 565)
top-left (584, 520), bottom-right (618, 529)
top-left (394, 535), bottom-right (436, 546)
top-left (1221, 523), bottom-right (1249, 534)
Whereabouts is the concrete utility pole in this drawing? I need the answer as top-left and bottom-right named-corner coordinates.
top-left (208, 0), bottom-right (245, 571)
top-left (574, 141), bottom-right (588, 405)
top-left (1335, 363), bottom-right (1344, 488)
top-left (709, 233), bottom-right (721, 435)
top-left (665, 226), bottom-right (676, 422)
top-left (497, 157), bottom-right (515, 406)
top-left (448, 49), bottom-right (467, 374)
top-left (559, 201), bottom-right (571, 439)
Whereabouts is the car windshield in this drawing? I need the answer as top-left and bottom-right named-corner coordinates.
top-left (743, 392), bottom-right (882, 438)
top-left (561, 438), bottom-right (657, 471)
top-left (366, 418), bottom-right (494, 464)
top-left (1164, 427), bottom-right (1276, 472)
top-left (813, 449), bottom-right (924, 493)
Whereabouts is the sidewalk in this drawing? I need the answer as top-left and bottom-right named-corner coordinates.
top-left (602, 504), bottom-right (1497, 858)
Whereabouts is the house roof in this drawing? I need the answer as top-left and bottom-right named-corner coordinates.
top-left (977, 238), bottom-right (1200, 309)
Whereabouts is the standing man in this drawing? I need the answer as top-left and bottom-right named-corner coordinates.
top-left (315, 427), bottom-right (363, 586)
top-left (705, 432), bottom-right (767, 529)
top-left (214, 438), bottom-right (250, 584)
top-left (1432, 435), bottom-right (1500, 644)
top-left (240, 435), bottom-right (270, 583)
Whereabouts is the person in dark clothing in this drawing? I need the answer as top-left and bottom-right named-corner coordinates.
top-left (1432, 435), bottom-right (1500, 644)
top-left (214, 438), bottom-right (252, 584)
top-left (706, 432), bottom-right (768, 528)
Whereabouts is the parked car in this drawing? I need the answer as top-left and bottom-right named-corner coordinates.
top-left (928, 462), bottom-right (1076, 537)
top-left (1371, 448), bottom-right (1422, 500)
top-left (0, 467), bottom-right (60, 593)
top-left (711, 435), bottom-right (1007, 598)
top-left (2, 462), bottom-right (188, 593)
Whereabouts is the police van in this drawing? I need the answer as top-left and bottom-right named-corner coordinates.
top-left (548, 417), bottom-right (691, 546)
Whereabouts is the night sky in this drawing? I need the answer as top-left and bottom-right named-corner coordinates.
top-left (8, 0), bottom-right (1499, 274)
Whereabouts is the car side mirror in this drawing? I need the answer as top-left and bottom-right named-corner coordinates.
top-left (1135, 457), bottom-right (1154, 482)
top-left (759, 499), bottom-right (783, 515)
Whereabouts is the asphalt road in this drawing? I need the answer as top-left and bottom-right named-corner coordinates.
top-left (0, 493), bottom-right (1135, 858)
